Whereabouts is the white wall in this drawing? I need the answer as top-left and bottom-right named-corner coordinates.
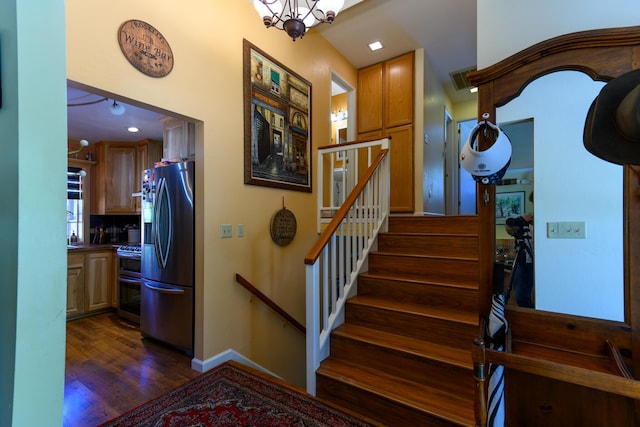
top-left (478, 0), bottom-right (640, 68)
top-left (422, 54), bottom-right (451, 215)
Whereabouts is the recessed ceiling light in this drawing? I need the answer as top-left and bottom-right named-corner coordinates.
top-left (127, 126), bottom-right (140, 133)
top-left (369, 41), bottom-right (383, 51)
top-left (469, 87), bottom-right (478, 93)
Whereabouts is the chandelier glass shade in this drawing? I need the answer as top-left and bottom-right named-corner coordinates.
top-left (253, 0), bottom-right (345, 41)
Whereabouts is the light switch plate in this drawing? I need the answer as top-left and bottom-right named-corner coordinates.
top-left (547, 221), bottom-right (586, 239)
top-left (220, 224), bottom-right (232, 238)
top-left (237, 224), bottom-right (245, 237)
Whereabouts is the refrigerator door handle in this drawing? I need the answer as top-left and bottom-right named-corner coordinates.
top-left (153, 177), bottom-right (173, 269)
top-left (144, 282), bottom-right (185, 295)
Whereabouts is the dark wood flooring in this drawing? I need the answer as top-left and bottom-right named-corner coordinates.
top-left (63, 311), bottom-right (199, 427)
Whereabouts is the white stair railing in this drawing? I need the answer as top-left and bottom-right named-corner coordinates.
top-left (316, 137), bottom-right (391, 233)
top-left (305, 138), bottom-right (390, 395)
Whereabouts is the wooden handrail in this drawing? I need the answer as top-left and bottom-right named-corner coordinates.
top-left (316, 135), bottom-right (391, 151)
top-left (235, 273), bottom-right (305, 335)
top-left (304, 148), bottom-right (389, 265)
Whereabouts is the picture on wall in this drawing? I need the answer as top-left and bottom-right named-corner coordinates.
top-left (243, 39), bottom-right (312, 192)
top-left (496, 191), bottom-right (525, 224)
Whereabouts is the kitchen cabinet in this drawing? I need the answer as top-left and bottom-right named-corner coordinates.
top-left (92, 139), bottom-right (162, 214)
top-left (66, 253), bottom-right (85, 317)
top-left (357, 51), bottom-right (415, 213)
top-left (67, 248), bottom-right (115, 320)
top-left (162, 117), bottom-right (195, 162)
top-left (85, 250), bottom-right (113, 312)
top-left (135, 140), bottom-right (163, 212)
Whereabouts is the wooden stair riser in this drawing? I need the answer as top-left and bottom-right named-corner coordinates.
top-left (316, 372), bottom-right (469, 427)
top-left (378, 233), bottom-right (478, 259)
top-left (358, 275), bottom-right (478, 312)
top-left (329, 333), bottom-right (475, 400)
top-left (345, 302), bottom-right (477, 349)
top-left (368, 253), bottom-right (477, 285)
top-left (388, 216), bottom-right (478, 235)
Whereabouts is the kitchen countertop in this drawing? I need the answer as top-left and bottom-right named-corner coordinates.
top-left (67, 244), bottom-right (120, 253)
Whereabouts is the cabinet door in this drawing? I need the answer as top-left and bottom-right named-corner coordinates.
top-left (163, 118), bottom-right (195, 161)
top-left (105, 145), bottom-right (137, 213)
top-left (67, 253), bottom-right (85, 318)
top-left (357, 63), bottom-right (384, 134)
top-left (387, 124), bottom-right (414, 213)
top-left (135, 140), bottom-right (162, 212)
top-left (85, 251), bottom-right (113, 312)
top-left (384, 52), bottom-right (414, 129)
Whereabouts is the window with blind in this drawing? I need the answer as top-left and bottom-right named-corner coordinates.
top-left (67, 167), bottom-right (84, 243)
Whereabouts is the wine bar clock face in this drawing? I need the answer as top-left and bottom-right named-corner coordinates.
top-left (118, 20), bottom-right (174, 78)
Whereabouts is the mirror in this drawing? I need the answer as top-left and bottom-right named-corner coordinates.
top-left (496, 70), bottom-right (624, 321)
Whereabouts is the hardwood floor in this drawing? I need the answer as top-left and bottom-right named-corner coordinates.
top-left (64, 311), bottom-right (199, 427)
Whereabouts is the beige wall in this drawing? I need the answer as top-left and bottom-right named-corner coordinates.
top-left (67, 0), bottom-right (357, 386)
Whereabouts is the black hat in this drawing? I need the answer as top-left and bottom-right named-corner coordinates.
top-left (583, 68), bottom-right (640, 165)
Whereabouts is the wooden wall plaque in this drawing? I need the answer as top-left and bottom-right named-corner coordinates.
top-left (270, 208), bottom-right (297, 246)
top-left (118, 20), bottom-right (174, 78)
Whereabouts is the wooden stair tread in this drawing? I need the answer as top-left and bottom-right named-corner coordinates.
top-left (318, 359), bottom-right (475, 426)
top-left (359, 271), bottom-right (479, 291)
top-left (334, 323), bottom-right (473, 369)
top-left (373, 250), bottom-right (478, 262)
top-left (382, 231), bottom-right (478, 238)
top-left (348, 295), bottom-right (478, 326)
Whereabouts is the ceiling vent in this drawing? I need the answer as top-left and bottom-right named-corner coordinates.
top-left (450, 66), bottom-right (477, 90)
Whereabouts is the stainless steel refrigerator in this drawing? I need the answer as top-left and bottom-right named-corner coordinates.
top-left (140, 161), bottom-right (194, 355)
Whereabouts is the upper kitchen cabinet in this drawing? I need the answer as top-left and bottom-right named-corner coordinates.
top-left (357, 51), bottom-right (415, 213)
top-left (92, 139), bottom-right (162, 214)
top-left (357, 62), bottom-right (384, 134)
top-left (162, 117), bottom-right (195, 162)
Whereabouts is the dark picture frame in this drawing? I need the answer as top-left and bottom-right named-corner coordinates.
top-left (243, 39), bottom-right (312, 192)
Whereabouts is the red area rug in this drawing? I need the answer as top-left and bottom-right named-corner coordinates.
top-left (99, 361), bottom-right (372, 427)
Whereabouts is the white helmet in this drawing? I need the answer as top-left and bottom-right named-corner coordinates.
top-left (460, 120), bottom-right (512, 184)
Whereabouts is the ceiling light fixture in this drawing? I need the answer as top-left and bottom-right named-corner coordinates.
top-left (369, 41), bottom-right (383, 51)
top-left (68, 139), bottom-right (89, 157)
top-left (110, 100), bottom-right (126, 116)
top-left (67, 96), bottom-right (126, 116)
top-left (253, 0), bottom-right (345, 41)
top-left (127, 126), bottom-right (140, 133)
top-left (469, 87), bottom-right (478, 93)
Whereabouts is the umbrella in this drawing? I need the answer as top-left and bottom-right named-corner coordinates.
top-left (486, 292), bottom-right (508, 426)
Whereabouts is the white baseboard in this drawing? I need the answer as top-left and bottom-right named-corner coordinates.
top-left (191, 349), bottom-right (280, 379)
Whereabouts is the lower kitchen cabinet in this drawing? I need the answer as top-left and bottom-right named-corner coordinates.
top-left (85, 251), bottom-right (113, 312)
top-left (66, 253), bottom-right (85, 317)
top-left (67, 249), bottom-right (114, 319)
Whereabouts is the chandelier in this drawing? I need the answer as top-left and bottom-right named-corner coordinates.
top-left (253, 0), bottom-right (345, 41)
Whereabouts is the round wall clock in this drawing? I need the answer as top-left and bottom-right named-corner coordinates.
top-left (118, 19), bottom-right (174, 78)
top-left (270, 208), bottom-right (297, 247)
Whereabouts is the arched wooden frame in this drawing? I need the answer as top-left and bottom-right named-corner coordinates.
top-left (468, 26), bottom-right (640, 425)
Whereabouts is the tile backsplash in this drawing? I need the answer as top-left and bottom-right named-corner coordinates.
top-left (90, 214), bottom-right (140, 244)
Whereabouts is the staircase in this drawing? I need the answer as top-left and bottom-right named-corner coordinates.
top-left (315, 215), bottom-right (479, 426)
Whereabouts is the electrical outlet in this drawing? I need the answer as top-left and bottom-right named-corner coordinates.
top-left (220, 224), bottom-right (232, 238)
top-left (237, 224), bottom-right (245, 237)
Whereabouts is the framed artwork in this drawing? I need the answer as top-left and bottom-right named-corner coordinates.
top-left (243, 39), bottom-right (312, 192)
top-left (496, 191), bottom-right (525, 224)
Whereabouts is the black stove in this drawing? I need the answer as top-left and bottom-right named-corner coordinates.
top-left (117, 244), bottom-right (141, 257)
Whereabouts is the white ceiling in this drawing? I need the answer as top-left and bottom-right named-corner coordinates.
top-left (68, 1), bottom-right (477, 143)
top-left (318, 0), bottom-right (478, 104)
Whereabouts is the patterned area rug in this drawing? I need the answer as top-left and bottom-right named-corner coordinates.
top-left (99, 361), bottom-right (372, 427)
